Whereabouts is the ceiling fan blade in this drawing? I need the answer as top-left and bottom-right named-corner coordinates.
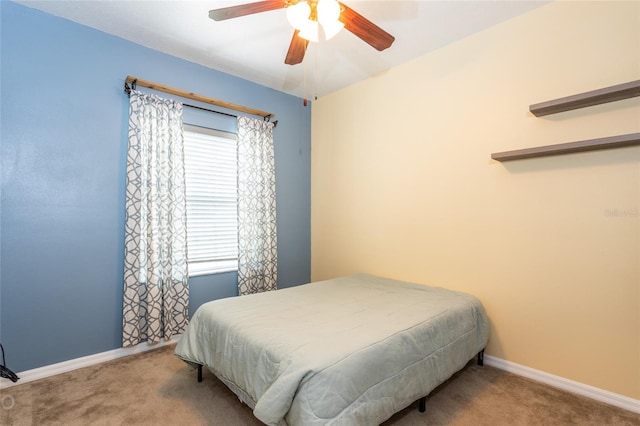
top-left (285, 30), bottom-right (309, 65)
top-left (339, 2), bottom-right (395, 51)
top-left (209, 0), bottom-right (286, 21)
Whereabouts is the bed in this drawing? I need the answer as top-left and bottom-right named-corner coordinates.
top-left (174, 274), bottom-right (489, 425)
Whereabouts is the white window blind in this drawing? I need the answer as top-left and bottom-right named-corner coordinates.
top-left (183, 124), bottom-right (238, 276)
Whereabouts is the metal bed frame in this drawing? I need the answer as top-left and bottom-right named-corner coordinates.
top-left (193, 348), bottom-right (485, 415)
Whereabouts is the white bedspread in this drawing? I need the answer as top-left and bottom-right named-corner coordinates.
top-left (175, 274), bottom-right (489, 425)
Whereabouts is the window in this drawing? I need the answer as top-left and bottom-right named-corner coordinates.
top-left (183, 124), bottom-right (238, 276)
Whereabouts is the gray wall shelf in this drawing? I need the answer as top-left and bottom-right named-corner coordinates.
top-left (529, 80), bottom-right (640, 117)
top-left (492, 80), bottom-right (640, 162)
top-left (491, 133), bottom-right (640, 162)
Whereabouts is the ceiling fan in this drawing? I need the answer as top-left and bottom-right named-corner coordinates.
top-left (209, 0), bottom-right (395, 65)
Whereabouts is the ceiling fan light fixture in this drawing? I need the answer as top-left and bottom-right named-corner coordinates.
top-left (298, 19), bottom-right (319, 42)
top-left (286, 1), bottom-right (311, 30)
top-left (287, 0), bottom-right (342, 42)
top-left (320, 19), bottom-right (344, 40)
top-left (317, 0), bottom-right (340, 22)
top-left (317, 0), bottom-right (343, 40)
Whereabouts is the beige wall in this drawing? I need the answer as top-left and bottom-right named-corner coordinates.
top-left (311, 1), bottom-right (639, 399)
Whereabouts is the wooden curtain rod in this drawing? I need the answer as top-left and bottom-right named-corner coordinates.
top-left (124, 76), bottom-right (274, 120)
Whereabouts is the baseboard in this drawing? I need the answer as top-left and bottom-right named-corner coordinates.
top-left (0, 335), bottom-right (181, 389)
top-left (484, 355), bottom-right (640, 414)
top-left (2, 340), bottom-right (638, 415)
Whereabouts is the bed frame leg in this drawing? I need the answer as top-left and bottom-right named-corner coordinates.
top-left (418, 397), bottom-right (426, 413)
top-left (477, 349), bottom-right (485, 366)
top-left (197, 364), bottom-right (203, 382)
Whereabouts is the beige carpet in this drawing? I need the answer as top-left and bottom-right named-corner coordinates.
top-left (1, 345), bottom-right (638, 425)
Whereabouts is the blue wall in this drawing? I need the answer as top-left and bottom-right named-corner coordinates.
top-left (0, 1), bottom-right (311, 372)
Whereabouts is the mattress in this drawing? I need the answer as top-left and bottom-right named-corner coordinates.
top-left (174, 274), bottom-right (490, 425)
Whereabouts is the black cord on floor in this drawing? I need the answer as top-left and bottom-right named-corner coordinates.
top-left (0, 343), bottom-right (19, 382)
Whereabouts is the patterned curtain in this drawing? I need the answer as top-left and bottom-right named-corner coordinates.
top-left (122, 90), bottom-right (189, 347)
top-left (237, 117), bottom-right (278, 295)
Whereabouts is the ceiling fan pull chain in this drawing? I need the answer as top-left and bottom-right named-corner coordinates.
top-left (314, 43), bottom-right (318, 101)
top-left (303, 48), bottom-right (308, 106)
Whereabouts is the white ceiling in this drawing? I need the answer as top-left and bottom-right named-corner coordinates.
top-left (15, 0), bottom-right (549, 98)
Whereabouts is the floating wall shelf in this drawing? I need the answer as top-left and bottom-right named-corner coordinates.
top-left (491, 133), bottom-right (640, 162)
top-left (529, 80), bottom-right (640, 117)
top-left (492, 80), bottom-right (640, 162)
